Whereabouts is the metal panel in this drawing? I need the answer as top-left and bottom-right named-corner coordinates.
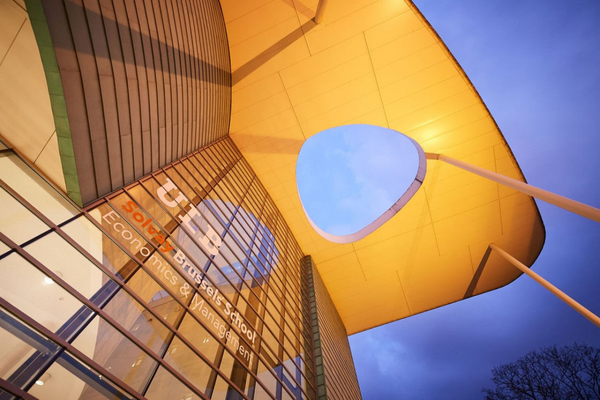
top-left (26, 0), bottom-right (231, 206)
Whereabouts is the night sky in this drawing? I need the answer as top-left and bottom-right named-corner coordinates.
top-left (299, 1), bottom-right (600, 399)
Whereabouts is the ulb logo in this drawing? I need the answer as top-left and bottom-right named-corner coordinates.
top-left (157, 177), bottom-right (222, 256)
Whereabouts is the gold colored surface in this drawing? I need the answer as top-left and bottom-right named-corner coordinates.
top-left (222, 0), bottom-right (544, 334)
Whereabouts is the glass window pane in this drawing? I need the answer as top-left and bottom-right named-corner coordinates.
top-left (61, 212), bottom-right (111, 272)
top-left (25, 232), bottom-right (106, 300)
top-left (254, 361), bottom-right (277, 400)
top-left (145, 366), bottom-right (200, 400)
top-left (28, 352), bottom-right (135, 400)
top-left (0, 153), bottom-right (77, 224)
top-left (211, 376), bottom-right (232, 400)
top-left (211, 351), bottom-right (256, 400)
top-left (0, 307), bottom-right (60, 382)
top-left (72, 315), bottom-right (157, 393)
top-left (0, 253), bottom-right (88, 334)
top-left (126, 183), bottom-right (174, 229)
top-left (212, 241), bottom-right (243, 290)
top-left (0, 187), bottom-right (49, 245)
top-left (231, 211), bottom-right (253, 251)
top-left (140, 172), bottom-right (182, 217)
top-left (89, 202), bottom-right (188, 296)
top-left (163, 337), bottom-right (212, 394)
top-left (220, 349), bottom-right (255, 399)
top-left (101, 283), bottom-right (174, 356)
top-left (184, 157), bottom-right (210, 192)
top-left (173, 226), bottom-right (210, 274)
top-left (177, 312), bottom-right (220, 365)
top-left (63, 215), bottom-right (130, 279)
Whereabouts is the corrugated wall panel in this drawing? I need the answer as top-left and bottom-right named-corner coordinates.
top-left (30, 0), bottom-right (231, 206)
top-left (306, 256), bottom-right (362, 400)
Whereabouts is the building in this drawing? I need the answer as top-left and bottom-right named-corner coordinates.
top-left (0, 0), bottom-right (544, 399)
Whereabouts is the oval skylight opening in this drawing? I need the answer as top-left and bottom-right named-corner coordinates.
top-left (296, 124), bottom-right (426, 243)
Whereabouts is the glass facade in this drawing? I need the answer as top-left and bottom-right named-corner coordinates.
top-left (0, 138), bottom-right (318, 400)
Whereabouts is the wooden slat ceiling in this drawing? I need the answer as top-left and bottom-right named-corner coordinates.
top-left (221, 0), bottom-right (545, 334)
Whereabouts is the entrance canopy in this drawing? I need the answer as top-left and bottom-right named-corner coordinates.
top-left (221, 0), bottom-right (545, 334)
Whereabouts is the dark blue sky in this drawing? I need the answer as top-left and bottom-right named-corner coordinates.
top-left (345, 1), bottom-right (600, 399)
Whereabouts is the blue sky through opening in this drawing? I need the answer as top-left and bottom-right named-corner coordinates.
top-left (296, 125), bottom-right (420, 236)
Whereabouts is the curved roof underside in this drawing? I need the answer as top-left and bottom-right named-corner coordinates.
top-left (221, 0), bottom-right (545, 334)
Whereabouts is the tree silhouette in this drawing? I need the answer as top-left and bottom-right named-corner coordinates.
top-left (483, 343), bottom-right (600, 400)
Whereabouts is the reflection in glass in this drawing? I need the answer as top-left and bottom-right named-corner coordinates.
top-left (177, 312), bottom-right (219, 364)
top-left (0, 153), bottom-right (77, 225)
top-left (144, 366), bottom-right (200, 400)
top-left (254, 361), bottom-right (278, 400)
top-left (62, 213), bottom-right (115, 274)
top-left (25, 232), bottom-right (106, 300)
top-left (102, 283), bottom-right (174, 355)
top-left (0, 188), bottom-right (49, 246)
top-left (0, 307), bottom-right (59, 382)
top-left (72, 315), bottom-right (157, 393)
top-left (28, 352), bottom-right (134, 400)
top-left (0, 139), bottom-right (317, 400)
top-left (163, 337), bottom-right (212, 395)
top-left (0, 253), bottom-right (89, 335)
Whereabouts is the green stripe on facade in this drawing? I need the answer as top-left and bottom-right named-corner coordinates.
top-left (24, 0), bottom-right (83, 206)
top-left (305, 255), bottom-right (328, 400)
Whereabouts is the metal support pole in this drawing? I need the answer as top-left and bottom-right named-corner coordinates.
top-left (314, 0), bottom-right (329, 23)
top-left (426, 152), bottom-right (600, 223)
top-left (490, 244), bottom-right (600, 328)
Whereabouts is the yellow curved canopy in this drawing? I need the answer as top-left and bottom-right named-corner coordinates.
top-left (221, 0), bottom-right (545, 334)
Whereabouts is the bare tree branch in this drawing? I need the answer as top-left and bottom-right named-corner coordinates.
top-left (483, 343), bottom-right (600, 400)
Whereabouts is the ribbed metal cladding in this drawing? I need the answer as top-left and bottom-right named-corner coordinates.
top-left (305, 256), bottom-right (363, 400)
top-left (30, 0), bottom-right (231, 206)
